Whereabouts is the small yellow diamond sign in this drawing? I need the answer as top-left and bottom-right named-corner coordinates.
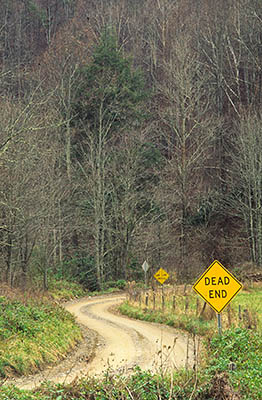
top-left (193, 260), bottom-right (243, 314)
top-left (154, 268), bottom-right (169, 285)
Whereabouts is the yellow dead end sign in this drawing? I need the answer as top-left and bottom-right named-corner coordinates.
top-left (154, 268), bottom-right (169, 285)
top-left (193, 260), bottom-right (243, 314)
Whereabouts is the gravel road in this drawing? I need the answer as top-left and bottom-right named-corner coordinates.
top-left (5, 294), bottom-right (195, 390)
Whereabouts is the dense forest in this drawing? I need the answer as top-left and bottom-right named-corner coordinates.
top-left (1, 0), bottom-right (262, 290)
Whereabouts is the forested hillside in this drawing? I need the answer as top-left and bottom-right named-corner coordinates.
top-left (1, 0), bottom-right (262, 290)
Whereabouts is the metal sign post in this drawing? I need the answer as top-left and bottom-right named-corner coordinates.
top-left (217, 313), bottom-right (222, 335)
top-left (142, 261), bottom-right (150, 287)
top-left (193, 260), bottom-right (243, 335)
top-left (154, 268), bottom-right (169, 310)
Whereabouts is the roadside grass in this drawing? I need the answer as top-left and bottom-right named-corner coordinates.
top-left (0, 296), bottom-right (82, 379)
top-left (119, 301), bottom-right (212, 336)
top-left (206, 327), bottom-right (262, 400)
top-left (2, 357), bottom-right (257, 400)
top-left (118, 283), bottom-right (262, 399)
top-left (121, 286), bottom-right (219, 336)
top-left (1, 282), bottom-right (262, 399)
top-left (0, 278), bottom-right (125, 380)
top-left (231, 284), bottom-right (262, 330)
top-left (0, 368), bottom-right (212, 400)
top-left (48, 278), bottom-right (126, 302)
top-left (48, 279), bottom-right (87, 302)
top-left (1, 329), bottom-right (262, 399)
top-left (0, 276), bottom-right (126, 382)
top-left (123, 283), bottom-right (262, 334)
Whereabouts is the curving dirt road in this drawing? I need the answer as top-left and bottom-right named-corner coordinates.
top-left (5, 294), bottom-right (195, 390)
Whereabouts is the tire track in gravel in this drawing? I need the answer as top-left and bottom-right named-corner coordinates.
top-left (65, 294), bottom-right (194, 375)
top-left (4, 294), bottom-right (195, 390)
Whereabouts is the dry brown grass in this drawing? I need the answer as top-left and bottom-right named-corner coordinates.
top-left (0, 283), bottom-right (52, 305)
top-left (126, 283), bottom-right (255, 332)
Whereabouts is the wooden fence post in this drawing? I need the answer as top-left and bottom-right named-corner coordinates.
top-left (238, 305), bottom-right (242, 322)
top-left (185, 295), bottom-right (189, 312)
top-left (153, 290), bottom-right (156, 310)
top-left (173, 295), bottom-right (176, 311)
top-left (227, 304), bottom-right (232, 327)
top-left (185, 334), bottom-right (190, 370)
top-left (145, 292), bottom-right (149, 307)
top-left (243, 308), bottom-right (252, 329)
top-left (196, 298), bottom-right (199, 316)
top-left (162, 286), bottom-right (165, 310)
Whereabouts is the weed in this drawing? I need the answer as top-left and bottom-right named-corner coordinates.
top-left (119, 301), bottom-right (212, 336)
top-left (48, 279), bottom-right (86, 302)
top-left (232, 287), bottom-right (262, 330)
top-left (206, 328), bottom-right (262, 399)
top-left (0, 297), bottom-right (82, 379)
top-left (1, 285), bottom-right (262, 399)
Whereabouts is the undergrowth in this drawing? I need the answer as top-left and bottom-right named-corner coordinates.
top-left (0, 368), bottom-right (209, 400)
top-left (2, 328), bottom-right (261, 399)
top-left (119, 301), bottom-right (212, 336)
top-left (232, 286), bottom-right (262, 330)
top-left (48, 279), bottom-right (125, 301)
top-left (206, 328), bottom-right (262, 399)
top-left (1, 284), bottom-right (262, 399)
top-left (0, 296), bottom-right (82, 378)
top-left (48, 279), bottom-right (86, 301)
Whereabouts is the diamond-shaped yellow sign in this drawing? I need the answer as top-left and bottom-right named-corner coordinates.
top-left (193, 260), bottom-right (243, 314)
top-left (154, 268), bottom-right (169, 285)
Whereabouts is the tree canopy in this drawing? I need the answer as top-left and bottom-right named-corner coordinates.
top-left (1, 0), bottom-right (262, 290)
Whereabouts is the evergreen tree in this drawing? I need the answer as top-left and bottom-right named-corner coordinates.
top-left (70, 29), bottom-right (149, 289)
top-left (72, 29), bottom-right (147, 151)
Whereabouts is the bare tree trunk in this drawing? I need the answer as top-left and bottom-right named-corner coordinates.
top-left (6, 233), bottom-right (12, 286)
top-left (229, 114), bottom-right (262, 266)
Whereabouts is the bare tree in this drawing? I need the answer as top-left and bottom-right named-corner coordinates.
top-left (70, 30), bottom-right (148, 288)
top-left (226, 113), bottom-right (262, 266)
top-left (199, 0), bottom-right (262, 115)
top-left (155, 35), bottom-right (220, 277)
top-left (0, 81), bottom-right (66, 287)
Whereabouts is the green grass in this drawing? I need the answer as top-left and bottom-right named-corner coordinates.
top-left (231, 286), bottom-right (262, 329)
top-left (1, 284), bottom-right (262, 399)
top-left (125, 284), bottom-right (262, 335)
top-left (48, 278), bottom-right (126, 301)
top-left (118, 285), bottom-right (262, 399)
top-left (0, 368), bottom-right (209, 400)
top-left (206, 328), bottom-right (262, 400)
top-left (4, 353), bottom-right (259, 400)
top-left (119, 301), bottom-right (213, 336)
top-left (0, 278), bottom-right (125, 380)
top-left (0, 297), bottom-right (82, 378)
top-left (48, 279), bottom-right (86, 301)
top-left (1, 327), bottom-right (261, 400)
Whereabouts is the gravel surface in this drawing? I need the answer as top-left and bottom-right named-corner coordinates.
top-left (3, 294), bottom-right (195, 390)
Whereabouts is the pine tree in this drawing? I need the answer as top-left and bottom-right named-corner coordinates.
top-left (70, 29), bottom-right (148, 289)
